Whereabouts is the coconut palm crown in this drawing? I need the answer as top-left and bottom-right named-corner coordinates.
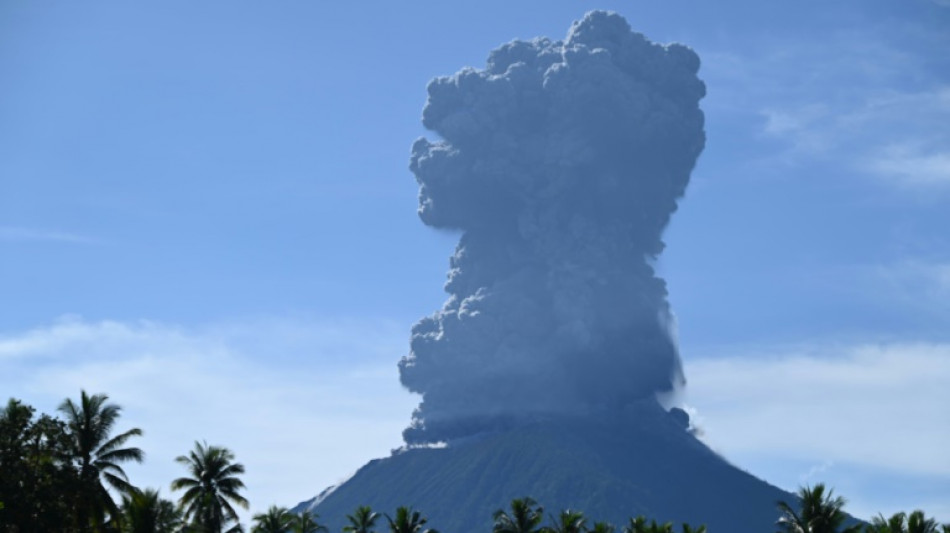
top-left (869, 511), bottom-right (940, 533)
top-left (345, 505), bottom-right (381, 533)
top-left (493, 497), bottom-right (545, 533)
top-left (386, 506), bottom-right (438, 533)
top-left (290, 510), bottom-right (328, 533)
top-left (547, 510), bottom-right (588, 533)
top-left (171, 440), bottom-right (248, 533)
top-left (777, 483), bottom-right (861, 533)
top-left (58, 390), bottom-right (144, 529)
top-left (120, 487), bottom-right (183, 533)
top-left (251, 505), bottom-right (294, 533)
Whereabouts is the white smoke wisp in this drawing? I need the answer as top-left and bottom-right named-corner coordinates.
top-left (400, 11), bottom-right (706, 443)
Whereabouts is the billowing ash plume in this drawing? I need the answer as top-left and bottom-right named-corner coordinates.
top-left (400, 11), bottom-right (706, 444)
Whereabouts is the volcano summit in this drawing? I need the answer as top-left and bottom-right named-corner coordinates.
top-left (298, 11), bottom-right (792, 532)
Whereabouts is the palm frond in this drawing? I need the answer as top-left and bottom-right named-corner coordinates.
top-left (102, 470), bottom-right (137, 494)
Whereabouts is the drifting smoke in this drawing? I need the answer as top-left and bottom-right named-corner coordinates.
top-left (400, 11), bottom-right (706, 444)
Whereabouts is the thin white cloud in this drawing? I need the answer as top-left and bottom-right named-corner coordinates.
top-left (7, 317), bottom-right (949, 523)
top-left (761, 105), bottom-right (827, 138)
top-left (704, 18), bottom-right (950, 191)
top-left (0, 316), bottom-right (418, 525)
top-left (685, 341), bottom-right (950, 476)
top-left (866, 144), bottom-right (950, 188)
top-left (0, 226), bottom-right (100, 244)
top-left (877, 260), bottom-right (950, 293)
top-left (758, 87), bottom-right (950, 189)
top-left (851, 260), bottom-right (950, 318)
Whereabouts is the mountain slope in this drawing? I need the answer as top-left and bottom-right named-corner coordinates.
top-left (295, 402), bottom-right (793, 533)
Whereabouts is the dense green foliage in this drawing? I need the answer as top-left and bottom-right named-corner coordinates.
top-left (120, 488), bottom-right (183, 533)
top-left (0, 394), bottom-right (245, 533)
top-left (0, 398), bottom-right (80, 530)
top-left (2, 392), bottom-right (948, 533)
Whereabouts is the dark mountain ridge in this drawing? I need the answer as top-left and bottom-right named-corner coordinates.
top-left (295, 400), bottom-right (793, 533)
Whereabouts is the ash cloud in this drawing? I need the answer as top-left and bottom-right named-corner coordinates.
top-left (400, 11), bottom-right (706, 444)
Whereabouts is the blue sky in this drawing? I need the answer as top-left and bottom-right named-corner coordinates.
top-left (2, 0), bottom-right (949, 525)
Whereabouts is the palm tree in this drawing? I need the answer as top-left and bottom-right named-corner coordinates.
top-left (59, 390), bottom-right (144, 531)
top-left (251, 506), bottom-right (293, 533)
top-left (547, 510), bottom-right (587, 533)
top-left (906, 511), bottom-right (940, 533)
top-left (344, 505), bottom-right (380, 533)
top-left (869, 511), bottom-right (940, 533)
top-left (623, 516), bottom-right (649, 533)
top-left (869, 511), bottom-right (908, 533)
top-left (493, 497), bottom-right (545, 533)
top-left (590, 522), bottom-right (616, 533)
top-left (120, 488), bottom-right (182, 533)
top-left (776, 484), bottom-right (861, 533)
top-left (385, 507), bottom-right (437, 533)
top-left (680, 524), bottom-right (706, 533)
top-left (622, 517), bottom-right (671, 533)
top-left (289, 510), bottom-right (327, 533)
top-left (171, 441), bottom-right (248, 533)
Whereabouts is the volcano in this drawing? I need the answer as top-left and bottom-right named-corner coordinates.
top-left (296, 11), bottom-right (794, 532)
top-left (294, 402), bottom-right (792, 533)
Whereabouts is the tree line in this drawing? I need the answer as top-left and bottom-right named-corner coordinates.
top-left (1, 391), bottom-right (947, 533)
top-left (0, 391), bottom-right (246, 532)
